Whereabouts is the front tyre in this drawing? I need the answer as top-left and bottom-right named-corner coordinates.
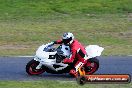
top-left (26, 59), bottom-right (45, 75)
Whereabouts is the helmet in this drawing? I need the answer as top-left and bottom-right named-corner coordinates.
top-left (62, 32), bottom-right (74, 45)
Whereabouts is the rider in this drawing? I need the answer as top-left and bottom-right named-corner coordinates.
top-left (52, 32), bottom-right (89, 77)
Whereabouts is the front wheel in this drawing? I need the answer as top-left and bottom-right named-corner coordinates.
top-left (26, 59), bottom-right (45, 75)
top-left (84, 58), bottom-right (99, 75)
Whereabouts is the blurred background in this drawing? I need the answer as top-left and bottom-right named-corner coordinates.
top-left (0, 0), bottom-right (131, 56)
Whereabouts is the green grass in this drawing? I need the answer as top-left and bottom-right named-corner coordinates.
top-left (0, 14), bottom-right (131, 56)
top-left (0, 0), bottom-right (132, 20)
top-left (0, 0), bottom-right (132, 56)
top-left (0, 80), bottom-right (131, 88)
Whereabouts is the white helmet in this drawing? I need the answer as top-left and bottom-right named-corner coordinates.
top-left (62, 32), bottom-right (74, 45)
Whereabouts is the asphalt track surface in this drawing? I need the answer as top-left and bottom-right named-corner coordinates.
top-left (0, 56), bottom-right (132, 81)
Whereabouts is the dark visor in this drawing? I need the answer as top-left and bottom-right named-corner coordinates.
top-left (63, 37), bottom-right (72, 44)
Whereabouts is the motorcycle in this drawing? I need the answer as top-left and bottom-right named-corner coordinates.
top-left (26, 42), bottom-right (104, 76)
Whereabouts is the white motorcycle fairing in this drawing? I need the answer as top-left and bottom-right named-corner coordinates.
top-left (34, 43), bottom-right (71, 72)
top-left (33, 43), bottom-right (104, 73)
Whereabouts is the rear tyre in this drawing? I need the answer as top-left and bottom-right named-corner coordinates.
top-left (84, 58), bottom-right (99, 75)
top-left (26, 59), bottom-right (45, 75)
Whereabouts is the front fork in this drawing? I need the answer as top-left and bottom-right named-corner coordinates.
top-left (36, 63), bottom-right (43, 69)
top-left (34, 56), bottom-right (43, 70)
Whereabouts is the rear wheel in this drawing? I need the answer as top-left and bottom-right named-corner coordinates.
top-left (84, 58), bottom-right (99, 75)
top-left (26, 59), bottom-right (45, 75)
